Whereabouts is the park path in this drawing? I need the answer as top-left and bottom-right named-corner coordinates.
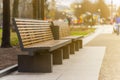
top-left (85, 25), bottom-right (120, 80)
top-left (1, 24), bottom-right (117, 80)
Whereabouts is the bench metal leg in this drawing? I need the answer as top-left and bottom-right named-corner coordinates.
top-left (18, 54), bottom-right (52, 73)
top-left (63, 45), bottom-right (70, 59)
top-left (70, 42), bottom-right (75, 54)
top-left (75, 41), bottom-right (79, 51)
top-left (79, 39), bottom-right (83, 48)
top-left (52, 49), bottom-right (63, 65)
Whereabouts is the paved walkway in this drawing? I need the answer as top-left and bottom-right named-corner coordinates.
top-left (86, 34), bottom-right (120, 80)
top-left (0, 47), bottom-right (105, 80)
top-left (85, 25), bottom-right (120, 80)
top-left (1, 25), bottom-right (111, 80)
top-left (83, 25), bottom-right (113, 45)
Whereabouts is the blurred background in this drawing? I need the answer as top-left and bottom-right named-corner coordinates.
top-left (0, 0), bottom-right (120, 46)
top-left (0, 0), bottom-right (120, 27)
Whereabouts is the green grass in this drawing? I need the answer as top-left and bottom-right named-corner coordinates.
top-left (0, 29), bottom-right (2, 45)
top-left (70, 27), bottom-right (95, 36)
top-left (10, 32), bottom-right (18, 46)
top-left (0, 29), bottom-right (1, 32)
top-left (0, 29), bottom-right (18, 46)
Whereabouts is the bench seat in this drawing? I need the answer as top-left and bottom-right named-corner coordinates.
top-left (61, 36), bottom-right (83, 41)
top-left (24, 40), bottom-right (71, 52)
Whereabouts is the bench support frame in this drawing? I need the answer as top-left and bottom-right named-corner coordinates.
top-left (18, 53), bottom-right (52, 72)
top-left (63, 45), bottom-right (70, 59)
top-left (52, 49), bottom-right (63, 64)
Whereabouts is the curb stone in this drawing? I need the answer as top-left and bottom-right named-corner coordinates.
top-left (0, 64), bottom-right (18, 78)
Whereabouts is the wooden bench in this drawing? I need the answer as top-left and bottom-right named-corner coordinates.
top-left (51, 20), bottom-right (83, 54)
top-left (13, 18), bottom-right (71, 72)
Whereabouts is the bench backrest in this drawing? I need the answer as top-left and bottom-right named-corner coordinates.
top-left (53, 21), bottom-right (70, 38)
top-left (53, 20), bottom-right (70, 38)
top-left (13, 18), bottom-right (54, 49)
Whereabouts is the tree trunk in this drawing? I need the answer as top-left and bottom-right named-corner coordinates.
top-left (12, 0), bottom-right (19, 18)
top-left (1, 0), bottom-right (11, 48)
top-left (12, 0), bottom-right (19, 32)
top-left (32, 0), bottom-right (45, 20)
top-left (32, 0), bottom-right (38, 19)
top-left (40, 0), bottom-right (45, 20)
top-left (45, 0), bottom-right (49, 19)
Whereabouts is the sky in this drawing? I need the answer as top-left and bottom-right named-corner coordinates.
top-left (52, 0), bottom-right (120, 7)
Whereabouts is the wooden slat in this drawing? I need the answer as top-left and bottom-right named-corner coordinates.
top-left (20, 30), bottom-right (45, 33)
top-left (18, 27), bottom-right (50, 30)
top-left (17, 25), bottom-right (50, 27)
top-left (19, 29), bottom-right (50, 32)
top-left (16, 20), bottom-right (48, 23)
top-left (20, 32), bottom-right (47, 36)
top-left (15, 18), bottom-right (49, 23)
top-left (17, 22), bottom-right (50, 25)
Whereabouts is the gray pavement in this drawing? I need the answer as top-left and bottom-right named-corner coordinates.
top-left (0, 47), bottom-right (105, 80)
top-left (85, 25), bottom-right (120, 80)
top-left (0, 25), bottom-right (110, 80)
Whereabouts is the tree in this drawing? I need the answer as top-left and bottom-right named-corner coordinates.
top-left (80, 0), bottom-right (95, 14)
top-left (1, 0), bottom-right (11, 48)
top-left (72, 0), bottom-right (96, 18)
top-left (32, 0), bottom-right (38, 19)
top-left (39, 0), bottom-right (45, 20)
top-left (32, 0), bottom-right (45, 20)
top-left (18, 0), bottom-right (33, 18)
top-left (96, 0), bottom-right (110, 18)
top-left (12, 0), bottom-right (19, 18)
top-left (55, 10), bottom-right (66, 19)
top-left (45, 0), bottom-right (49, 19)
top-left (12, 0), bottom-right (19, 31)
top-left (48, 0), bottom-right (56, 20)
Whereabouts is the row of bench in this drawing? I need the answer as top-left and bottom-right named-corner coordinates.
top-left (13, 18), bottom-right (83, 72)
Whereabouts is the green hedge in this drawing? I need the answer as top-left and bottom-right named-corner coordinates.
top-left (70, 28), bottom-right (95, 36)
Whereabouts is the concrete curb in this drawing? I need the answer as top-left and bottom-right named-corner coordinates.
top-left (0, 64), bottom-right (18, 78)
